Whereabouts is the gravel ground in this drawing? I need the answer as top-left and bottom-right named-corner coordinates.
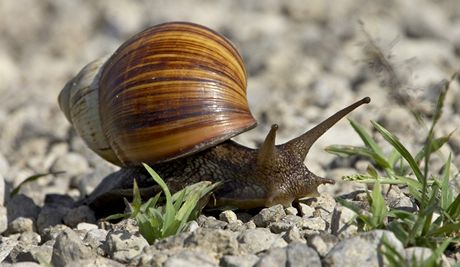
top-left (1, 0), bottom-right (460, 266)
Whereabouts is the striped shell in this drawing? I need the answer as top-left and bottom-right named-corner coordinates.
top-left (59, 22), bottom-right (256, 167)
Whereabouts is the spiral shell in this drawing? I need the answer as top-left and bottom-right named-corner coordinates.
top-left (59, 22), bottom-right (256, 166)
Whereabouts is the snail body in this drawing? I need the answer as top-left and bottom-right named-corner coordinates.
top-left (59, 22), bottom-right (370, 212)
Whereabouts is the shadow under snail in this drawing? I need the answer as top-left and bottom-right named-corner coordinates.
top-left (58, 22), bottom-right (370, 214)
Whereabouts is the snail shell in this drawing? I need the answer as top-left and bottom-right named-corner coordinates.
top-left (59, 22), bottom-right (256, 166)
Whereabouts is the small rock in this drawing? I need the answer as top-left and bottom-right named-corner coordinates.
top-left (283, 226), bottom-right (304, 243)
top-left (0, 236), bottom-right (19, 262)
top-left (183, 220), bottom-right (200, 233)
top-left (252, 204), bottom-right (286, 227)
top-left (77, 222), bottom-right (98, 231)
top-left (4, 262), bottom-right (41, 267)
top-left (164, 250), bottom-right (216, 267)
top-left (7, 217), bottom-right (36, 234)
top-left (6, 194), bottom-right (40, 222)
top-left (219, 210), bottom-right (238, 223)
top-left (41, 224), bottom-right (71, 242)
top-left (324, 230), bottom-right (404, 267)
top-left (404, 247), bottom-right (432, 266)
top-left (51, 228), bottom-right (94, 266)
top-left (0, 206), bottom-right (7, 233)
top-left (63, 205), bottom-right (96, 228)
top-left (197, 215), bottom-right (228, 229)
top-left (106, 229), bottom-right (149, 263)
top-left (285, 206), bottom-right (298, 216)
top-left (300, 216), bottom-right (327, 232)
top-left (330, 205), bottom-right (358, 238)
top-left (29, 240), bottom-right (53, 264)
top-left (83, 228), bottom-right (108, 256)
top-left (225, 220), bottom-right (245, 232)
top-left (64, 256), bottom-right (125, 267)
top-left (0, 171), bottom-right (5, 206)
top-left (298, 203), bottom-right (316, 218)
top-left (244, 221), bottom-right (256, 230)
top-left (256, 242), bottom-right (321, 267)
top-left (307, 234), bottom-right (338, 257)
top-left (303, 193), bottom-right (336, 220)
top-left (386, 187), bottom-right (417, 212)
top-left (18, 231), bottom-right (41, 246)
top-left (237, 228), bottom-right (287, 254)
top-left (36, 205), bottom-right (69, 234)
top-left (220, 254), bottom-right (259, 267)
top-left (184, 228), bottom-right (239, 257)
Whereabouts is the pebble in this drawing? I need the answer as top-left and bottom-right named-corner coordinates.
top-left (307, 233), bottom-right (338, 257)
top-left (184, 228), bottom-right (239, 257)
top-left (36, 205), bottom-right (70, 235)
top-left (51, 228), bottom-right (94, 266)
top-left (255, 242), bottom-right (321, 267)
top-left (105, 229), bottom-right (149, 263)
top-left (164, 250), bottom-right (216, 267)
top-left (219, 210), bottom-right (238, 223)
top-left (0, 206), bottom-right (7, 233)
top-left (7, 217), bottom-right (36, 234)
top-left (323, 230), bottom-right (404, 267)
top-left (220, 254), bottom-right (259, 267)
top-left (49, 152), bottom-right (90, 177)
top-left (404, 247), bottom-right (433, 266)
top-left (252, 204), bottom-right (286, 227)
top-left (237, 228), bottom-right (287, 254)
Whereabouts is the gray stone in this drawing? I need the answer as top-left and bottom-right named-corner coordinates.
top-left (324, 230), bottom-right (404, 267)
top-left (220, 254), bottom-right (259, 267)
top-left (282, 226), bottom-right (304, 243)
top-left (307, 233), bottom-right (338, 257)
top-left (330, 205), bottom-right (358, 238)
top-left (252, 204), bottom-right (286, 227)
top-left (83, 228), bottom-right (108, 256)
top-left (36, 205), bottom-right (69, 234)
top-left (219, 210), bottom-right (238, 223)
top-left (164, 250), bottom-right (216, 267)
top-left (0, 206), bottom-right (7, 233)
top-left (225, 220), bottom-right (245, 232)
top-left (183, 220), bottom-right (199, 233)
top-left (18, 231), bottom-right (41, 246)
top-left (62, 205), bottom-right (96, 228)
top-left (6, 194), bottom-right (40, 222)
top-left (237, 228), bottom-right (287, 254)
top-left (7, 217), bottom-right (35, 234)
top-left (386, 187), bottom-right (417, 212)
top-left (298, 203), bottom-right (315, 217)
top-left (76, 222), bottom-right (98, 231)
top-left (5, 262), bottom-right (41, 267)
top-left (51, 228), bottom-right (94, 266)
top-left (299, 216), bottom-right (327, 232)
top-left (256, 242), bottom-right (321, 267)
top-left (64, 256), bottom-right (125, 267)
top-left (197, 215), bottom-right (228, 229)
top-left (28, 241), bottom-right (53, 265)
top-left (106, 229), bottom-right (149, 263)
top-left (285, 206), bottom-right (298, 216)
top-left (0, 171), bottom-right (5, 206)
top-left (41, 224), bottom-right (71, 242)
top-left (184, 228), bottom-right (239, 257)
top-left (0, 236), bottom-right (19, 262)
top-left (302, 194), bottom-right (336, 221)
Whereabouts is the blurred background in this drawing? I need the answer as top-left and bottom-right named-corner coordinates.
top-left (1, 0), bottom-right (459, 202)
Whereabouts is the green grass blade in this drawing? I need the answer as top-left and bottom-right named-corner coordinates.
top-left (446, 192), bottom-right (460, 219)
top-left (350, 119), bottom-right (385, 156)
top-left (142, 163), bottom-right (176, 235)
top-left (371, 121), bottom-right (424, 183)
top-left (441, 154), bottom-right (453, 210)
top-left (326, 145), bottom-right (390, 168)
top-left (370, 181), bottom-right (386, 228)
top-left (414, 134), bottom-right (452, 163)
top-left (10, 171), bottom-right (64, 197)
top-left (422, 238), bottom-right (451, 267)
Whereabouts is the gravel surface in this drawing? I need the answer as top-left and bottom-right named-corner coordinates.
top-left (1, 0), bottom-right (460, 266)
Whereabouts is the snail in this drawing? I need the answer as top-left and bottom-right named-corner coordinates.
top-left (59, 22), bottom-right (370, 214)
